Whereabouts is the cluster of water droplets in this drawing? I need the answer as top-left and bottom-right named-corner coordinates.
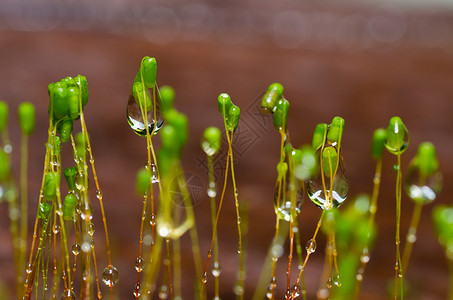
top-left (126, 86), bottom-right (164, 136)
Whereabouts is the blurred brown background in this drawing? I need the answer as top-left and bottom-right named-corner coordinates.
top-left (1, 0), bottom-right (453, 299)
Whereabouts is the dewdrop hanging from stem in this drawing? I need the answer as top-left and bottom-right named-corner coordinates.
top-left (384, 116), bottom-right (409, 300)
top-left (401, 142), bottom-right (441, 275)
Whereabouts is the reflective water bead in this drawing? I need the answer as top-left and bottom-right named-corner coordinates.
top-left (202, 126), bottom-right (222, 156)
top-left (158, 285), bottom-right (168, 299)
top-left (305, 239), bottom-right (317, 254)
top-left (273, 179), bottom-right (303, 222)
top-left (25, 263), bottom-right (33, 274)
top-left (133, 283), bottom-right (141, 298)
top-left (135, 257), bottom-right (144, 272)
top-left (72, 243), bottom-right (81, 256)
top-left (385, 116), bottom-right (409, 155)
top-left (61, 288), bottom-right (75, 300)
top-left (97, 290), bottom-right (102, 300)
top-left (126, 90), bottom-right (163, 137)
top-left (212, 262), bottom-right (221, 277)
top-left (291, 284), bottom-right (301, 298)
top-left (88, 223), bottom-right (95, 236)
top-left (102, 265), bottom-right (119, 287)
top-left (307, 150), bottom-right (348, 210)
top-left (52, 224), bottom-right (60, 234)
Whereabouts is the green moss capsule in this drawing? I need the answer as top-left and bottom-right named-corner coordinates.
top-left (75, 132), bottom-right (87, 159)
top-left (385, 116), bottom-right (409, 155)
top-left (273, 98), bottom-right (289, 133)
top-left (166, 110), bottom-right (188, 151)
top-left (17, 102), bottom-right (36, 136)
top-left (64, 167), bottom-right (77, 191)
top-left (160, 85), bottom-right (175, 116)
top-left (136, 167), bottom-right (151, 196)
top-left (371, 128), bottom-right (386, 160)
top-left (141, 56), bottom-right (157, 89)
top-left (63, 194), bottom-right (77, 221)
top-left (132, 81), bottom-right (152, 111)
top-left (68, 87), bottom-right (81, 120)
top-left (417, 142), bottom-right (439, 177)
top-left (322, 147), bottom-right (338, 178)
top-left (432, 205), bottom-right (453, 247)
top-left (261, 83), bottom-right (284, 113)
top-left (312, 123), bottom-right (328, 151)
top-left (227, 104), bottom-right (240, 132)
top-left (202, 126), bottom-right (221, 156)
top-left (38, 202), bottom-right (52, 220)
top-left (327, 116), bottom-right (345, 146)
top-left (74, 75), bottom-right (88, 107)
top-left (0, 101), bottom-right (8, 133)
top-left (0, 150), bottom-right (10, 181)
top-left (59, 119), bottom-right (73, 143)
top-left (50, 82), bottom-right (68, 120)
top-left (294, 145), bottom-right (318, 181)
top-left (44, 172), bottom-right (59, 201)
top-left (217, 93), bottom-right (232, 117)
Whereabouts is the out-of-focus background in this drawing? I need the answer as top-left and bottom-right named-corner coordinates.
top-left (1, 0), bottom-right (453, 299)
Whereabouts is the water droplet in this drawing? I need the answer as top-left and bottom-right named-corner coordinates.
top-left (291, 284), bottom-right (301, 298)
top-left (61, 288), bottom-right (75, 300)
top-left (404, 162), bottom-right (442, 205)
top-left (212, 262), bottom-right (221, 277)
top-left (305, 239), bottom-right (317, 254)
top-left (96, 189), bottom-right (103, 199)
top-left (88, 223), bottom-right (95, 236)
top-left (207, 187), bottom-right (217, 198)
top-left (126, 89), bottom-right (163, 137)
top-left (202, 271), bottom-right (208, 283)
top-left (135, 257), bottom-right (144, 272)
top-left (266, 277), bottom-right (277, 299)
top-left (25, 263), bottom-right (32, 274)
top-left (333, 273), bottom-right (341, 287)
top-left (407, 232), bottom-right (417, 243)
top-left (316, 287), bottom-right (329, 299)
top-left (360, 254), bottom-right (370, 264)
top-left (133, 283), bottom-right (141, 298)
top-left (102, 265), bottom-right (119, 287)
top-left (271, 244), bottom-right (284, 258)
top-left (307, 146), bottom-right (348, 210)
top-left (233, 284), bottom-right (243, 296)
top-left (273, 179), bottom-right (303, 222)
top-left (158, 285), bottom-right (168, 299)
top-left (75, 173), bottom-right (88, 192)
top-left (157, 219), bottom-right (173, 238)
top-left (97, 290), bottom-right (102, 300)
top-left (53, 224), bottom-right (60, 234)
top-left (72, 243), bottom-right (81, 256)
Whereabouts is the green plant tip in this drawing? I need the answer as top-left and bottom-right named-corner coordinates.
top-left (67, 87), bottom-right (81, 120)
top-left (322, 147), bottom-right (338, 178)
top-left (17, 102), bottom-right (36, 136)
top-left (63, 194), bottom-right (77, 221)
top-left (327, 116), bottom-right (344, 145)
top-left (136, 168), bottom-right (151, 196)
top-left (202, 126), bottom-right (221, 156)
top-left (312, 123), bottom-right (328, 151)
top-left (217, 93), bottom-right (232, 117)
top-left (74, 75), bottom-right (88, 107)
top-left (273, 98), bottom-right (289, 133)
top-left (227, 104), bottom-right (240, 132)
top-left (141, 56), bottom-right (157, 89)
top-left (64, 167), bottom-right (77, 191)
top-left (132, 81), bottom-right (152, 111)
top-left (0, 101), bottom-right (8, 133)
top-left (385, 116), bottom-right (409, 155)
top-left (294, 145), bottom-right (318, 181)
top-left (276, 161), bottom-right (288, 179)
top-left (160, 85), bottom-right (175, 116)
top-left (371, 128), bottom-right (386, 160)
top-left (166, 110), bottom-right (188, 149)
top-left (59, 119), bottom-right (73, 143)
top-left (0, 150), bottom-right (10, 181)
top-left (417, 142), bottom-right (439, 177)
top-left (44, 172), bottom-right (59, 201)
top-left (38, 202), bottom-right (52, 220)
top-left (261, 83), bottom-right (283, 114)
top-left (432, 205), bottom-right (453, 246)
top-left (50, 82), bottom-right (69, 120)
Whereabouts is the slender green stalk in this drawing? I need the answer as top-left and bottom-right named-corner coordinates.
top-left (19, 133), bottom-right (28, 295)
top-left (401, 202), bottom-right (423, 275)
top-left (394, 153), bottom-right (403, 299)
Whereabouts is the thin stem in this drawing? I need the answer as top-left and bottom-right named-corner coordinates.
top-left (18, 133), bottom-right (28, 295)
top-left (394, 153), bottom-right (403, 299)
top-left (401, 202), bottom-right (423, 275)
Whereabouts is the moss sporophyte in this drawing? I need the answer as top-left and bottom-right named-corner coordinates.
top-left (0, 57), bottom-right (447, 300)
